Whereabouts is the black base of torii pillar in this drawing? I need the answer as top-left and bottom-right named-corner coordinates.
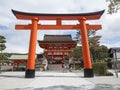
top-left (84, 69), bottom-right (94, 77)
top-left (25, 69), bottom-right (35, 78)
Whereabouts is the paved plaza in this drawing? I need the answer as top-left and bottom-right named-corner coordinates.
top-left (0, 71), bottom-right (120, 90)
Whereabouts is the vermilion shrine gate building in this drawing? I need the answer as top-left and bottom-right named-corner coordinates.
top-left (12, 9), bottom-right (104, 78)
top-left (38, 35), bottom-right (77, 64)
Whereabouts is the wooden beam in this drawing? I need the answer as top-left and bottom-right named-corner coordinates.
top-left (15, 24), bottom-right (101, 30)
top-left (38, 24), bottom-right (78, 30)
top-left (15, 24), bottom-right (79, 30)
top-left (45, 50), bottom-right (72, 52)
top-left (56, 18), bottom-right (62, 26)
top-left (15, 24), bottom-right (31, 30)
top-left (86, 24), bottom-right (102, 30)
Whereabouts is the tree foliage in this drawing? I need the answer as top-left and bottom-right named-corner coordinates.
top-left (75, 30), bottom-right (96, 44)
top-left (0, 35), bottom-right (6, 52)
top-left (74, 30), bottom-right (108, 62)
top-left (0, 35), bottom-right (7, 60)
top-left (107, 0), bottom-right (120, 14)
top-left (70, 46), bottom-right (82, 60)
top-left (98, 45), bottom-right (109, 60)
top-left (90, 44), bottom-right (108, 61)
top-left (89, 36), bottom-right (109, 61)
top-left (89, 36), bottom-right (101, 61)
top-left (0, 53), bottom-right (11, 60)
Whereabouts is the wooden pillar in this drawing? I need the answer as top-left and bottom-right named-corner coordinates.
top-left (13, 61), bottom-right (16, 71)
top-left (73, 60), bottom-right (76, 70)
top-left (45, 51), bottom-right (48, 61)
top-left (79, 17), bottom-right (93, 77)
top-left (52, 52), bottom-right (53, 63)
top-left (62, 52), bottom-right (65, 68)
top-left (25, 17), bottom-right (38, 78)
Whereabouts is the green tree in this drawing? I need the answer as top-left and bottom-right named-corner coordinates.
top-left (89, 36), bottom-right (101, 61)
top-left (75, 30), bottom-right (109, 61)
top-left (95, 45), bottom-right (108, 61)
top-left (0, 35), bottom-right (6, 53)
top-left (75, 30), bottom-right (96, 44)
top-left (0, 35), bottom-right (6, 60)
top-left (70, 46), bottom-right (82, 60)
top-left (107, 0), bottom-right (120, 14)
top-left (75, 30), bottom-right (100, 61)
top-left (0, 53), bottom-right (11, 61)
top-left (97, 45), bottom-right (109, 60)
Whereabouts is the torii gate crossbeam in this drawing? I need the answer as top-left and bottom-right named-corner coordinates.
top-left (12, 9), bottom-right (104, 78)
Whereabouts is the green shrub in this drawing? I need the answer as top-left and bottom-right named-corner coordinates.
top-left (92, 61), bottom-right (113, 76)
top-left (105, 72), bottom-right (113, 76)
top-left (0, 60), bottom-right (9, 63)
top-left (75, 65), bottom-right (82, 70)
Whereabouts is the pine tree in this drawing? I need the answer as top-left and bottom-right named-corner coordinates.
top-left (0, 35), bottom-right (6, 60)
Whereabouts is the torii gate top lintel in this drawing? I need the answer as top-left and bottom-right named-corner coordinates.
top-left (12, 9), bottom-right (105, 20)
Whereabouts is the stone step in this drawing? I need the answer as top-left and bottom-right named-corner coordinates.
top-left (48, 64), bottom-right (62, 71)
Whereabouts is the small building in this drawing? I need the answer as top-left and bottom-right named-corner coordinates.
top-left (9, 54), bottom-right (28, 71)
top-left (108, 47), bottom-right (120, 71)
top-left (9, 54), bottom-right (47, 71)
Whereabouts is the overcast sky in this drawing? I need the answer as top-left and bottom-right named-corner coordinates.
top-left (0, 0), bottom-right (120, 54)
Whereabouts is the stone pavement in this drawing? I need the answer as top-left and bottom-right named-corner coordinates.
top-left (0, 71), bottom-right (120, 90)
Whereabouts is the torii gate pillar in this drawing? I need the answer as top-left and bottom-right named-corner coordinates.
top-left (80, 18), bottom-right (93, 77)
top-left (25, 18), bottom-right (38, 78)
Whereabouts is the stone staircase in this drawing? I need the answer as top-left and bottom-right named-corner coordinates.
top-left (35, 60), bottom-right (45, 71)
top-left (48, 64), bottom-right (63, 72)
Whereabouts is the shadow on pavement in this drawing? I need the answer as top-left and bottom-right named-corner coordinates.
top-left (0, 74), bottom-right (82, 79)
top-left (36, 75), bottom-right (82, 78)
top-left (0, 75), bottom-right (24, 78)
top-left (10, 84), bottom-right (120, 90)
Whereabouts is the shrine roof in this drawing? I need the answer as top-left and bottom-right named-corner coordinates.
top-left (108, 47), bottom-right (120, 53)
top-left (12, 9), bottom-right (105, 20)
top-left (38, 35), bottom-right (77, 43)
top-left (9, 54), bottom-right (28, 60)
top-left (9, 54), bottom-right (37, 60)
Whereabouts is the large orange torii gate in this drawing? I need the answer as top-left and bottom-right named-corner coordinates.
top-left (12, 9), bottom-right (104, 78)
